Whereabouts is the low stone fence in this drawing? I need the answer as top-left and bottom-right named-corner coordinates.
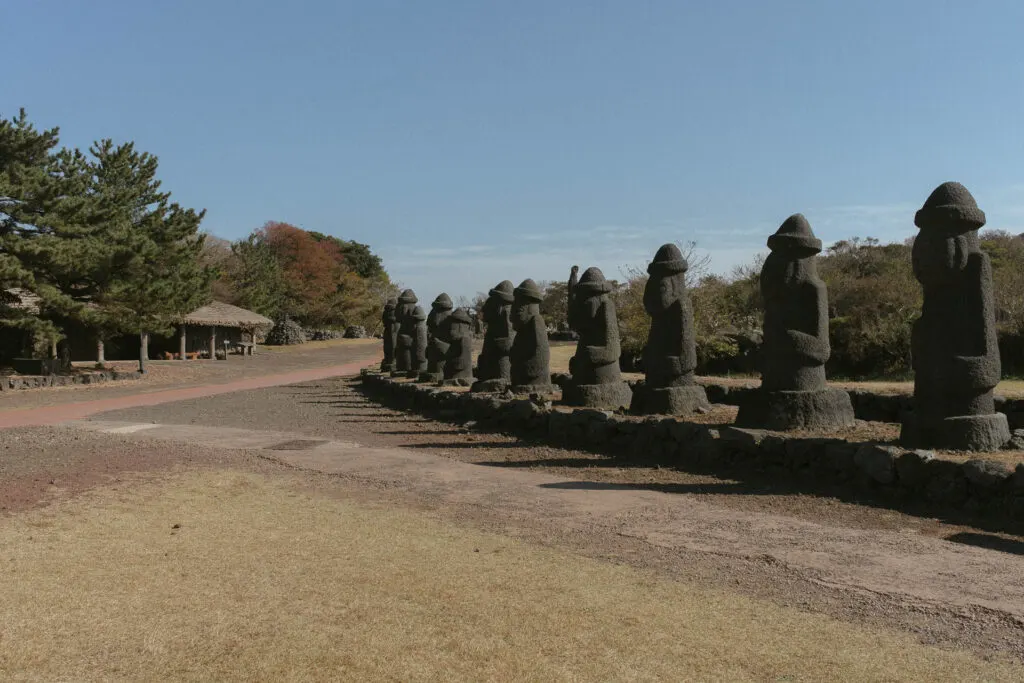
top-left (360, 371), bottom-right (1024, 525)
top-left (0, 369), bottom-right (142, 391)
top-left (696, 382), bottom-right (1024, 430)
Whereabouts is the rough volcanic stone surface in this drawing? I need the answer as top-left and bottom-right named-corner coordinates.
top-left (632, 243), bottom-right (709, 415)
top-left (509, 279), bottom-right (553, 393)
top-left (564, 267), bottom-right (632, 407)
top-left (562, 381), bottom-right (634, 411)
top-left (900, 183), bottom-right (1010, 451)
top-left (735, 214), bottom-right (854, 430)
top-left (425, 293), bottom-right (453, 377)
top-left (474, 280), bottom-right (515, 388)
top-left (394, 289), bottom-right (419, 373)
top-left (442, 308), bottom-right (475, 383)
top-left (631, 384), bottom-right (710, 416)
top-left (854, 444), bottom-right (900, 485)
top-left (962, 459), bottom-right (1012, 489)
top-left (380, 298), bottom-right (397, 372)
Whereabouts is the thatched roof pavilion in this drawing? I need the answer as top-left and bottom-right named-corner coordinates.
top-left (182, 301), bottom-right (273, 331)
top-left (177, 301), bottom-right (273, 359)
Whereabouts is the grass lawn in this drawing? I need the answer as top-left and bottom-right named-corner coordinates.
top-left (0, 469), bottom-right (1017, 681)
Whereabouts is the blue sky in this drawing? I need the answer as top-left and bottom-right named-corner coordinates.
top-left (8, 1), bottom-right (1024, 299)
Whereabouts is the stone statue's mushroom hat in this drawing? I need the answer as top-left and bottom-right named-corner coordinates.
top-left (575, 266), bottom-right (614, 295)
top-left (915, 181), bottom-right (986, 232)
top-left (398, 289), bottom-right (418, 304)
top-left (648, 243), bottom-right (689, 276)
top-left (411, 305), bottom-right (427, 321)
top-left (767, 214), bottom-right (822, 256)
top-left (488, 280), bottom-right (515, 303)
top-left (432, 293), bottom-right (453, 310)
top-left (514, 278), bottom-right (544, 303)
top-left (447, 308), bottom-right (473, 326)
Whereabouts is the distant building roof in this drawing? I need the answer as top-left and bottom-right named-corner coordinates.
top-left (182, 301), bottom-right (273, 329)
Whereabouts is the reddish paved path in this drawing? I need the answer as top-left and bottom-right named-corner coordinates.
top-left (0, 359), bottom-right (377, 430)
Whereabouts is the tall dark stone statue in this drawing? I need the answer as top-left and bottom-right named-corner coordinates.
top-left (567, 265), bottom-right (579, 328)
top-left (901, 182), bottom-right (1010, 451)
top-left (472, 280), bottom-right (516, 392)
top-left (736, 215), bottom-right (854, 430)
top-left (420, 293), bottom-right (453, 382)
top-left (509, 279), bottom-right (554, 394)
top-left (393, 289), bottom-right (418, 375)
top-left (441, 308), bottom-right (475, 386)
top-left (380, 297), bottom-right (398, 372)
top-left (563, 267), bottom-right (633, 409)
top-left (630, 244), bottom-right (710, 415)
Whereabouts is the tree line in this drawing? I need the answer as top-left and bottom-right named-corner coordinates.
top-left (0, 110), bottom-right (393, 362)
top-left (200, 222), bottom-right (395, 334)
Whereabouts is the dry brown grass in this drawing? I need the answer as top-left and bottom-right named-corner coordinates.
top-left (0, 470), bottom-right (1016, 682)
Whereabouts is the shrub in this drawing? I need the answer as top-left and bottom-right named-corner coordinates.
top-left (265, 318), bottom-right (307, 345)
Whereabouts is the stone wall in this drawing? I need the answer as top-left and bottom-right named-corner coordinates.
top-left (699, 382), bottom-right (1024, 431)
top-left (0, 369), bottom-right (142, 391)
top-left (360, 371), bottom-right (1024, 523)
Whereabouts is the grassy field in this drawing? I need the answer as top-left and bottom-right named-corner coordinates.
top-left (0, 469), bottom-right (1016, 681)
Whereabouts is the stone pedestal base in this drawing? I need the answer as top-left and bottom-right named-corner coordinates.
top-left (630, 384), bottom-right (710, 416)
top-left (380, 362), bottom-right (393, 373)
top-left (417, 371), bottom-right (443, 383)
top-left (901, 412), bottom-right (1010, 452)
top-left (735, 387), bottom-right (855, 431)
top-left (390, 370), bottom-right (407, 378)
top-left (471, 378), bottom-right (508, 393)
top-left (440, 377), bottom-right (473, 388)
top-left (562, 381), bottom-right (633, 410)
top-left (510, 383), bottom-right (555, 396)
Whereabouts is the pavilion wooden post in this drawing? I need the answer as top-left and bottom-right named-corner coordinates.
top-left (179, 325), bottom-right (187, 360)
top-left (209, 325), bottom-right (217, 360)
top-left (139, 332), bottom-right (149, 374)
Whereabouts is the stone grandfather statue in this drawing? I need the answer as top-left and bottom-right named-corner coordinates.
top-left (394, 289), bottom-right (428, 377)
top-left (380, 297), bottom-right (398, 372)
top-left (736, 214), bottom-right (854, 430)
top-left (900, 182), bottom-right (1010, 451)
top-left (421, 293), bottom-right (453, 382)
top-left (442, 308), bottom-right (475, 386)
top-left (630, 244), bottom-right (710, 415)
top-left (563, 267), bottom-right (633, 409)
top-left (509, 279), bottom-right (554, 394)
top-left (472, 280), bottom-right (516, 392)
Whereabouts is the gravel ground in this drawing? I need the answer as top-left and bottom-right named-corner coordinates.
top-left (2, 367), bottom-right (1023, 664)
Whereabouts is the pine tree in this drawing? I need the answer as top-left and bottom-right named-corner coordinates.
top-left (0, 109), bottom-right (94, 351)
top-left (84, 140), bottom-right (213, 351)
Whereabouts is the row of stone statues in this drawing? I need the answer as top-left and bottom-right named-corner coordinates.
top-left (378, 182), bottom-right (1010, 451)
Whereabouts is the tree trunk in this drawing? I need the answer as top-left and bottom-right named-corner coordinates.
top-left (97, 339), bottom-right (105, 366)
top-left (139, 332), bottom-right (149, 374)
top-left (180, 325), bottom-right (187, 360)
top-left (50, 339), bottom-right (58, 359)
top-left (209, 326), bottom-right (217, 360)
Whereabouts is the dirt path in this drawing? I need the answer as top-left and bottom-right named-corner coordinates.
top-left (0, 356), bottom-right (379, 429)
top-left (0, 339), bottom-right (380, 414)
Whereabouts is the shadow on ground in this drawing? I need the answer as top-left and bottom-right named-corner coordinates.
top-left (347, 379), bottom-right (1024, 539)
